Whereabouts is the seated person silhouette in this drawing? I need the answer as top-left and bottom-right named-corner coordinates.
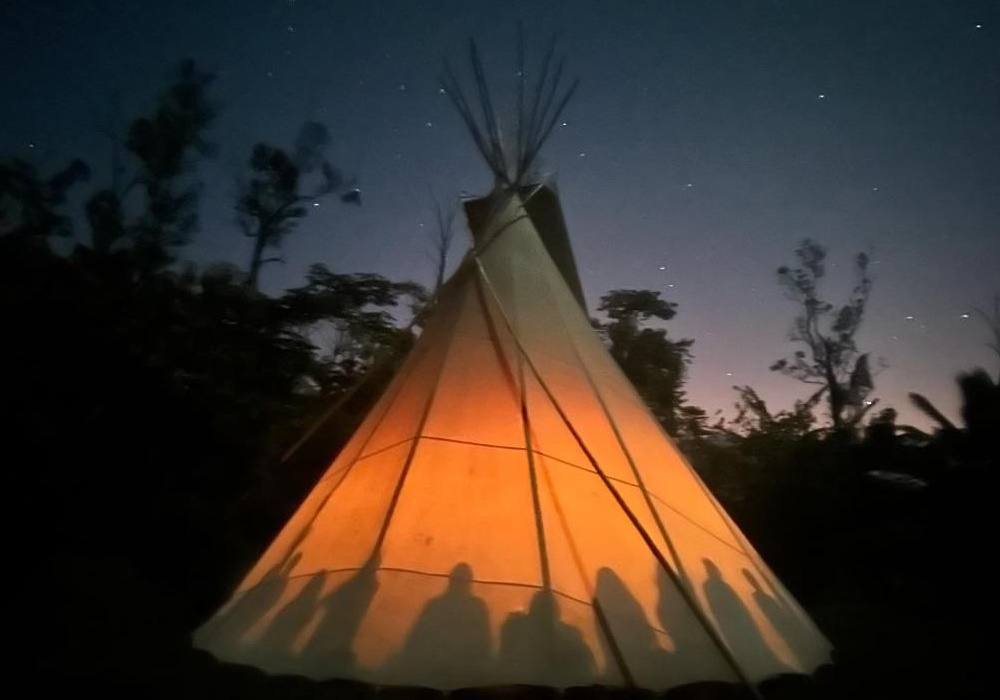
top-left (498, 588), bottom-right (596, 687)
top-left (384, 562), bottom-right (491, 688)
top-left (702, 559), bottom-right (789, 675)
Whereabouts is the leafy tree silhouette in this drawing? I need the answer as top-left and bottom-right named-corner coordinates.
top-left (909, 369), bottom-right (999, 477)
top-left (724, 385), bottom-right (823, 441)
top-left (770, 239), bottom-right (880, 430)
top-left (236, 122), bottom-right (358, 289)
top-left (907, 294), bottom-right (999, 477)
top-left (0, 157), bottom-right (90, 243)
top-left (594, 289), bottom-right (695, 435)
top-left (84, 59), bottom-right (216, 271)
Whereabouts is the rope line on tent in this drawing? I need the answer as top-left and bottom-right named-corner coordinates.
top-left (360, 433), bottom-right (747, 557)
top-left (545, 274), bottom-right (697, 588)
top-left (368, 290), bottom-right (461, 558)
top-left (314, 437), bottom-right (415, 485)
top-left (623, 357), bottom-right (832, 646)
top-left (471, 253), bottom-right (762, 697)
top-left (263, 272), bottom-right (478, 582)
top-left (232, 563), bottom-right (672, 639)
top-left (277, 182), bottom-right (513, 468)
top-left (279, 180), bottom-right (541, 470)
top-left (695, 475), bottom-right (831, 643)
top-left (473, 269), bottom-right (636, 687)
top-left (264, 328), bottom-right (439, 577)
top-left (314, 427), bottom-right (751, 558)
top-left (532, 441), bottom-right (638, 687)
top-left (472, 274), bottom-right (553, 589)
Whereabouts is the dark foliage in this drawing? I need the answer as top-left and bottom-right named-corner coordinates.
top-left (0, 157), bottom-right (90, 241)
top-left (2, 64), bottom-right (424, 693)
top-left (595, 289), bottom-right (697, 435)
top-left (84, 60), bottom-right (217, 272)
top-left (770, 240), bottom-right (878, 430)
top-left (3, 56), bottom-right (994, 700)
top-left (237, 122), bottom-right (357, 289)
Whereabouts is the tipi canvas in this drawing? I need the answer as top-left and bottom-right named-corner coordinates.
top-left (194, 41), bottom-right (833, 693)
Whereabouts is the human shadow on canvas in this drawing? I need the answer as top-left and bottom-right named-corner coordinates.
top-left (593, 566), bottom-right (674, 686)
top-left (497, 588), bottom-right (596, 687)
top-left (701, 559), bottom-right (792, 676)
top-left (382, 562), bottom-right (492, 688)
top-left (197, 552), bottom-right (303, 655)
top-left (294, 557), bottom-right (382, 679)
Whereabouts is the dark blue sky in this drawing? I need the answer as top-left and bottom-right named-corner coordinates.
top-left (2, 0), bottom-right (998, 427)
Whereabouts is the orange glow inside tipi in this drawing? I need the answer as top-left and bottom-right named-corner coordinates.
top-left (193, 41), bottom-right (833, 693)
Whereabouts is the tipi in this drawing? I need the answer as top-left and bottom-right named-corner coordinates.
top-left (194, 40), bottom-right (833, 693)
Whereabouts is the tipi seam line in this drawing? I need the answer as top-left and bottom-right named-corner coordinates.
top-left (339, 437), bottom-right (748, 556)
top-left (471, 254), bottom-right (761, 696)
top-left (367, 287), bottom-right (466, 558)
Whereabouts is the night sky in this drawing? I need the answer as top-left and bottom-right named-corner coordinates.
top-left (3, 0), bottom-right (998, 428)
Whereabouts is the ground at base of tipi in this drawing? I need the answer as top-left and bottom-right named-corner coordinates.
top-left (29, 647), bottom-right (838, 700)
top-left (22, 546), bottom-right (989, 700)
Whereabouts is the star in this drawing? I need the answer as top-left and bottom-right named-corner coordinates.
top-left (425, 121), bottom-right (433, 127)
top-left (578, 152), bottom-right (586, 157)
top-left (685, 182), bottom-right (694, 188)
top-left (905, 315), bottom-right (914, 320)
top-left (658, 265), bottom-right (666, 271)
top-left (312, 202), bottom-right (320, 207)
top-left (871, 186), bottom-right (879, 192)
top-left (560, 122), bottom-right (568, 127)
top-left (975, 24), bottom-right (983, 30)
top-left (817, 93), bottom-right (826, 99)
top-left (667, 284), bottom-right (675, 288)
top-left (398, 83), bottom-right (407, 92)
top-left (287, 24), bottom-right (295, 33)
top-left (960, 313), bottom-right (970, 319)
top-left (725, 372), bottom-right (733, 377)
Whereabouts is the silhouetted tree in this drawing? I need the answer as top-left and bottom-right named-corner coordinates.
top-left (280, 264), bottom-right (426, 394)
top-left (80, 60), bottom-right (215, 270)
top-left (237, 122), bottom-right (356, 289)
top-left (770, 239), bottom-right (878, 430)
top-left (0, 158), bottom-right (90, 243)
top-left (595, 289), bottom-right (694, 434)
top-left (724, 385), bottom-right (823, 441)
top-left (909, 368), bottom-right (999, 477)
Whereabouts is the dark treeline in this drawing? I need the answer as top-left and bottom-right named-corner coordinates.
top-left (3, 60), bottom-right (999, 699)
top-left (2, 62), bottom-right (428, 688)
